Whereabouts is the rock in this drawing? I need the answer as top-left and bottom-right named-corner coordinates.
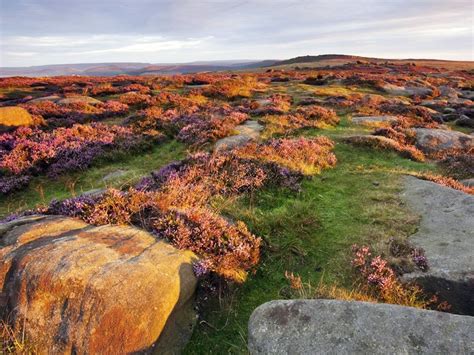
top-left (0, 106), bottom-right (44, 130)
top-left (460, 90), bottom-right (474, 100)
top-left (402, 177), bottom-right (474, 314)
top-left (382, 84), bottom-right (433, 98)
top-left (420, 99), bottom-right (447, 111)
top-left (456, 115), bottom-right (474, 128)
top-left (0, 215), bottom-right (198, 353)
top-left (102, 169), bottom-right (129, 182)
top-left (442, 113), bottom-right (460, 122)
top-left (439, 85), bottom-right (460, 99)
top-left (248, 299), bottom-right (474, 354)
top-left (351, 115), bottom-right (398, 127)
top-left (28, 95), bottom-right (62, 103)
top-left (414, 128), bottom-right (473, 155)
top-left (215, 120), bottom-right (263, 151)
top-left (461, 178), bottom-right (474, 188)
top-left (57, 96), bottom-right (102, 106)
top-left (443, 107), bottom-right (456, 114)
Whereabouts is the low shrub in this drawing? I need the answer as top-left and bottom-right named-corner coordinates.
top-left (234, 137), bottom-right (337, 175)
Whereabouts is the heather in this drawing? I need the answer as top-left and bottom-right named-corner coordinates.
top-left (0, 123), bottom-right (157, 193)
top-left (0, 62), bottom-right (473, 352)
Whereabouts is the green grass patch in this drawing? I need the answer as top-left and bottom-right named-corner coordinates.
top-left (185, 141), bottom-right (438, 354)
top-left (0, 140), bottom-right (186, 218)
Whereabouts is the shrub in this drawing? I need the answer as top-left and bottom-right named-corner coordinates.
top-left (0, 106), bottom-right (44, 128)
top-left (152, 208), bottom-right (261, 282)
top-left (234, 137), bottom-right (337, 175)
top-left (177, 111), bottom-right (248, 147)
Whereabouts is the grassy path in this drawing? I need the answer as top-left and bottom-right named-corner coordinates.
top-left (185, 133), bottom-right (438, 353)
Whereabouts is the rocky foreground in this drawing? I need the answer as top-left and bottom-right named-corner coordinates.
top-left (248, 300), bottom-right (474, 354)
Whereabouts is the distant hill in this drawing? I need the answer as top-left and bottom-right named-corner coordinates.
top-left (267, 54), bottom-right (474, 70)
top-left (1, 55), bottom-right (472, 77)
top-left (0, 60), bottom-right (265, 77)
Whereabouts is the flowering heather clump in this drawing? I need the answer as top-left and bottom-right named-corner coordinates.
top-left (234, 137), bottom-right (337, 175)
top-left (295, 105), bottom-right (339, 127)
top-left (350, 245), bottom-right (434, 308)
top-left (0, 175), bottom-right (31, 195)
top-left (204, 76), bottom-right (260, 99)
top-left (0, 124), bottom-right (153, 193)
top-left (118, 92), bottom-right (152, 107)
top-left (177, 111), bottom-right (248, 147)
top-left (345, 134), bottom-right (425, 162)
top-left (415, 173), bottom-right (474, 195)
top-left (152, 208), bottom-right (261, 282)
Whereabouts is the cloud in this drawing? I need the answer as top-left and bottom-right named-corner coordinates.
top-left (1, 0), bottom-right (472, 66)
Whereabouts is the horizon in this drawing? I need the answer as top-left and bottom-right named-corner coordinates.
top-left (1, 0), bottom-right (473, 67)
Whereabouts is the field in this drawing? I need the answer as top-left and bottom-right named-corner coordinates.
top-left (1, 60), bottom-right (473, 353)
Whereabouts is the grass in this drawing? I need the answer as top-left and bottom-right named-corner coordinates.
top-left (184, 137), bottom-right (438, 354)
top-left (0, 140), bottom-right (186, 218)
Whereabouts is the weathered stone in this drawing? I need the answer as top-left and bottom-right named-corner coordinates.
top-left (0, 215), bottom-right (198, 353)
top-left (383, 84), bottom-right (433, 97)
top-left (57, 96), bottom-right (102, 106)
top-left (439, 85), bottom-right (460, 99)
top-left (28, 95), bottom-right (62, 103)
top-left (248, 299), bottom-right (474, 354)
top-left (0, 106), bottom-right (44, 129)
top-left (461, 178), bottom-right (474, 188)
top-left (414, 128), bottom-right (473, 154)
top-left (351, 115), bottom-right (398, 127)
top-left (402, 177), bottom-right (474, 314)
top-left (215, 120), bottom-right (263, 151)
top-left (456, 115), bottom-right (474, 128)
top-left (102, 169), bottom-right (129, 182)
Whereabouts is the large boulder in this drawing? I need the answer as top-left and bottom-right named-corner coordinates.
top-left (248, 299), bottom-right (474, 354)
top-left (0, 106), bottom-right (43, 130)
top-left (0, 215), bottom-right (198, 353)
top-left (402, 177), bottom-right (474, 315)
top-left (414, 128), bottom-right (473, 155)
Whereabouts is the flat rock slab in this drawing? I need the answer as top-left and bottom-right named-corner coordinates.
top-left (414, 128), bottom-right (473, 154)
top-left (215, 120), bottom-right (263, 152)
top-left (402, 176), bottom-right (474, 314)
top-left (0, 215), bottom-right (198, 353)
top-left (248, 300), bottom-right (474, 355)
top-left (57, 96), bottom-right (102, 106)
top-left (351, 115), bottom-right (398, 127)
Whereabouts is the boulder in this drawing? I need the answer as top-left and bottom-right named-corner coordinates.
top-left (215, 120), bottom-right (263, 152)
top-left (0, 106), bottom-right (43, 129)
top-left (57, 96), bottom-right (102, 106)
top-left (248, 300), bottom-right (474, 354)
top-left (439, 85), bottom-right (460, 99)
top-left (456, 115), bottom-right (474, 128)
top-left (402, 177), bottom-right (474, 314)
top-left (461, 178), bottom-right (474, 188)
top-left (414, 128), bottom-right (473, 155)
top-left (28, 95), bottom-right (62, 103)
top-left (0, 215), bottom-right (198, 353)
top-left (351, 115), bottom-right (398, 127)
top-left (382, 84), bottom-right (433, 98)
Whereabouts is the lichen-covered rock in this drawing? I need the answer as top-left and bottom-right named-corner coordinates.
top-left (0, 215), bottom-right (198, 354)
top-left (248, 300), bottom-right (474, 355)
top-left (0, 106), bottom-right (43, 129)
top-left (402, 177), bottom-right (474, 315)
top-left (215, 120), bottom-right (263, 151)
top-left (57, 96), bottom-right (102, 106)
top-left (414, 128), bottom-right (473, 155)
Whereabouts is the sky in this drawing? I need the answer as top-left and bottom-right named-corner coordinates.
top-left (0, 0), bottom-right (473, 67)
